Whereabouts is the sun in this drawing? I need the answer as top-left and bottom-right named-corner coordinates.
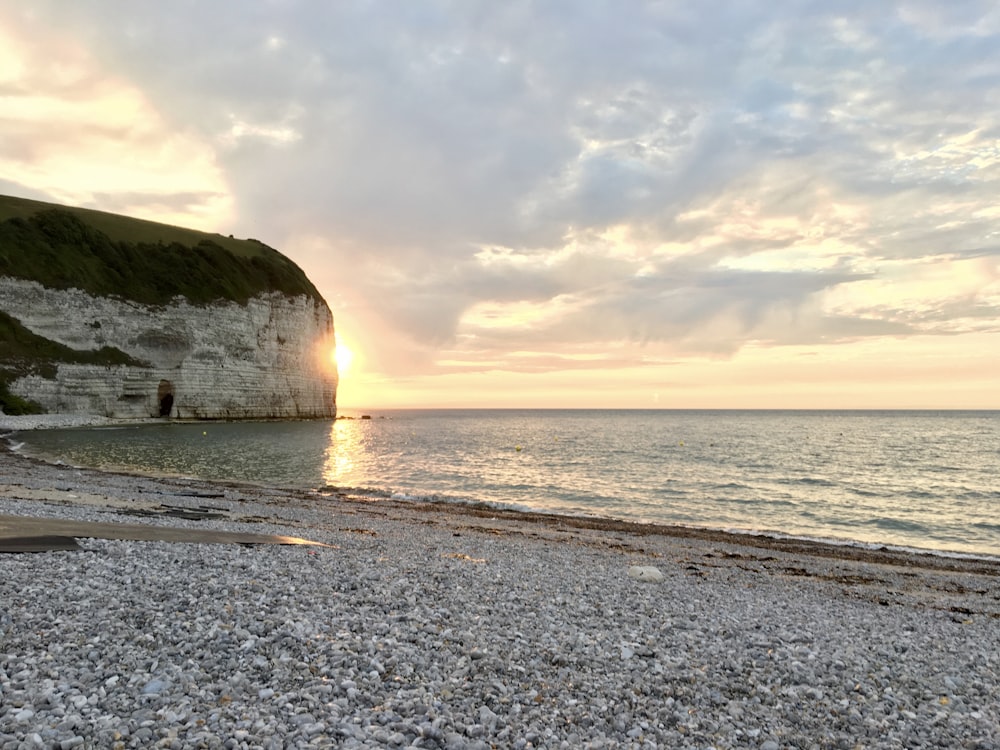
top-left (334, 343), bottom-right (354, 374)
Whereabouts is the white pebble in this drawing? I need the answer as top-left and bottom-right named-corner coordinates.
top-left (627, 565), bottom-right (664, 582)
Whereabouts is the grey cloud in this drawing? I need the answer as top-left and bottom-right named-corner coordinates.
top-left (433, 351), bottom-right (667, 376)
top-left (89, 191), bottom-right (227, 216)
top-left (9, 0), bottom-right (1000, 370)
top-left (584, 266), bottom-right (871, 344)
top-left (359, 248), bottom-right (631, 345)
top-left (450, 259), bottom-right (882, 357)
top-left (0, 179), bottom-right (52, 203)
top-left (950, 245), bottom-right (1000, 260)
top-left (849, 295), bottom-right (1000, 331)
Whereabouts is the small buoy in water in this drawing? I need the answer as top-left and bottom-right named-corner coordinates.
top-left (202, 431), bottom-right (207, 436)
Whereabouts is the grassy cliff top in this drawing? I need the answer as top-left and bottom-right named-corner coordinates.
top-left (0, 194), bottom-right (323, 306)
top-left (0, 195), bottom-right (266, 257)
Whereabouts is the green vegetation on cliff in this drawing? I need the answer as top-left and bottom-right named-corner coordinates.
top-left (0, 194), bottom-right (327, 414)
top-left (0, 311), bottom-right (146, 414)
top-left (0, 194), bottom-right (322, 305)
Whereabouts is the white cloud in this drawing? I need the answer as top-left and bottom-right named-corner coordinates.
top-left (0, 10), bottom-right (232, 228)
top-left (4, 0), bottom-right (1000, 397)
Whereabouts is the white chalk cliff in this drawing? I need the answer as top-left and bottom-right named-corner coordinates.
top-left (0, 277), bottom-right (338, 419)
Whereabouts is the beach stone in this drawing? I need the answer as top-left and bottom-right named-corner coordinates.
top-left (303, 722), bottom-right (326, 737)
top-left (627, 565), bottom-right (664, 582)
top-left (141, 679), bottom-right (168, 695)
top-left (4, 447), bottom-right (1000, 750)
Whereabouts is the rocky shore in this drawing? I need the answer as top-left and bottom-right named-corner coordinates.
top-left (0, 414), bottom-right (129, 432)
top-left (2, 445), bottom-right (1000, 749)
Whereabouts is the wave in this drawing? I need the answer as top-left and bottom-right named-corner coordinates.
top-left (777, 476), bottom-right (838, 487)
top-left (858, 516), bottom-right (931, 534)
top-left (709, 481), bottom-right (755, 491)
top-left (956, 489), bottom-right (1000, 501)
top-left (970, 521), bottom-right (1000, 534)
top-left (327, 480), bottom-right (1000, 563)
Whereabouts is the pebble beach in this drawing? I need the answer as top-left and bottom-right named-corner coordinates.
top-left (2, 429), bottom-right (1000, 749)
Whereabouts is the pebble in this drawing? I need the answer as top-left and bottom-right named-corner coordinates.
top-left (140, 679), bottom-right (169, 695)
top-left (2, 448), bottom-right (1000, 749)
top-left (627, 565), bottom-right (664, 582)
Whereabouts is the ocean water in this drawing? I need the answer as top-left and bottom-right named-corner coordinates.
top-left (10, 409), bottom-right (1000, 558)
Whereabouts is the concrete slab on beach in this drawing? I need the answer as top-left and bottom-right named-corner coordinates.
top-left (0, 513), bottom-right (327, 552)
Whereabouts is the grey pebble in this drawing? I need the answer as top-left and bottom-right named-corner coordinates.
top-left (2, 451), bottom-right (1000, 749)
top-left (140, 679), bottom-right (169, 695)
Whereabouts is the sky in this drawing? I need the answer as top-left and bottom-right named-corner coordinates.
top-left (2, 1), bottom-right (999, 409)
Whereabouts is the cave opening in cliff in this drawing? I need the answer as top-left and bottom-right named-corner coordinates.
top-left (157, 380), bottom-right (174, 417)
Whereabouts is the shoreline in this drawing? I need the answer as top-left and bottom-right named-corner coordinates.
top-left (0, 413), bottom-right (136, 431)
top-left (4, 437), bottom-right (1000, 587)
top-left (3, 443), bottom-right (1000, 746)
top-left (3, 424), bottom-right (1000, 571)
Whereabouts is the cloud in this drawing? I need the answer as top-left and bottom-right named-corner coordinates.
top-left (0, 8), bottom-right (232, 228)
top-left (4, 0), bottom-right (1000, 387)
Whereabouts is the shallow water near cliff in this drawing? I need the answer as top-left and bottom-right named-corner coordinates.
top-left (10, 409), bottom-right (1000, 557)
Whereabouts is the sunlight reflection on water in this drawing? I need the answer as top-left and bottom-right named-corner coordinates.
top-left (323, 419), bottom-right (362, 487)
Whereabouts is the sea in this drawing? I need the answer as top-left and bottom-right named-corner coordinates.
top-left (9, 409), bottom-right (1000, 559)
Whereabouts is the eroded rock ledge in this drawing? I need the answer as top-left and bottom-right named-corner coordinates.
top-left (0, 277), bottom-right (337, 419)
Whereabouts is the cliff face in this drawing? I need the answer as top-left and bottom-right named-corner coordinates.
top-left (0, 277), bottom-right (338, 419)
top-left (0, 195), bottom-right (338, 419)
